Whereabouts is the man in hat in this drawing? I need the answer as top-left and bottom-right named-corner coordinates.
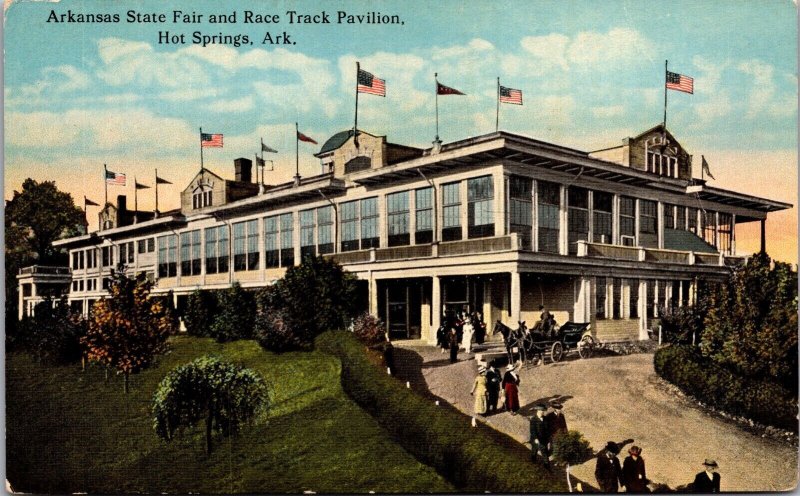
top-left (485, 361), bottom-right (502, 414)
top-left (529, 404), bottom-right (550, 468)
top-left (595, 441), bottom-right (623, 492)
top-left (545, 401), bottom-right (568, 455)
top-left (692, 459), bottom-right (720, 493)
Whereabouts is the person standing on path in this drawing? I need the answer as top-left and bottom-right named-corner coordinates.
top-left (470, 365), bottom-right (488, 417)
top-left (691, 459), bottom-right (721, 493)
top-left (621, 445), bottom-right (648, 493)
top-left (529, 404), bottom-right (550, 468)
top-left (595, 441), bottom-right (623, 493)
top-left (485, 361), bottom-right (502, 414)
top-left (501, 363), bottom-right (521, 415)
top-left (448, 327), bottom-right (460, 363)
top-left (462, 315), bottom-right (475, 353)
top-left (545, 401), bottom-right (568, 455)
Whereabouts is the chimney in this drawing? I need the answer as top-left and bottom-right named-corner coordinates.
top-left (235, 158), bottom-right (252, 183)
top-left (117, 195), bottom-right (127, 213)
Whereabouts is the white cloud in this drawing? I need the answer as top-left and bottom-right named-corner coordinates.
top-left (519, 34), bottom-right (570, 71)
top-left (206, 96), bottom-right (255, 113)
top-left (591, 105), bottom-right (625, 119)
top-left (432, 38), bottom-right (494, 60)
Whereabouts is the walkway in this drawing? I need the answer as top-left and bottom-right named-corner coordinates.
top-left (392, 343), bottom-right (798, 492)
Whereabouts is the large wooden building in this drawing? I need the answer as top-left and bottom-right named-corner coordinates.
top-left (17, 125), bottom-right (791, 343)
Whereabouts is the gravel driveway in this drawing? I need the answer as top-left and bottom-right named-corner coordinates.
top-left (392, 343), bottom-right (798, 492)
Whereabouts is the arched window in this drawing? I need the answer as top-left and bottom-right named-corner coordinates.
top-left (344, 156), bottom-right (371, 174)
top-left (192, 186), bottom-right (213, 209)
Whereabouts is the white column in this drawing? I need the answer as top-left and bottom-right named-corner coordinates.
top-left (638, 280), bottom-right (648, 338)
top-left (678, 281), bottom-right (684, 307)
top-left (532, 179), bottom-right (539, 252)
top-left (731, 213), bottom-right (737, 255)
top-left (510, 271), bottom-right (521, 323)
top-left (369, 274), bottom-right (379, 316)
top-left (495, 173), bottom-right (507, 236)
top-left (559, 185), bottom-right (568, 255)
top-left (460, 180), bottom-right (468, 240)
top-left (657, 202), bottom-right (665, 249)
top-left (378, 195), bottom-right (388, 248)
top-left (622, 279), bottom-right (630, 319)
top-left (612, 194), bottom-right (620, 245)
top-left (431, 276), bottom-right (441, 342)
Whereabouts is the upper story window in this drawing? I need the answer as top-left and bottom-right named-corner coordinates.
top-left (86, 249), bottom-right (97, 269)
top-left (703, 210), bottom-right (717, 247)
top-left (360, 198), bottom-right (379, 249)
top-left (300, 209), bottom-right (316, 260)
top-left (192, 187), bottom-right (213, 210)
top-left (264, 214), bottom-right (293, 268)
top-left (537, 181), bottom-right (560, 254)
top-left (137, 238), bottom-right (155, 254)
top-left (509, 176), bottom-right (532, 250)
top-left (415, 187), bottom-right (433, 245)
top-left (646, 149), bottom-right (678, 178)
top-left (592, 191), bottom-right (613, 244)
top-left (639, 199), bottom-right (658, 248)
top-left (687, 207), bottom-right (699, 234)
top-left (387, 191), bottom-right (410, 247)
top-left (233, 219), bottom-right (260, 271)
top-left (467, 176), bottom-right (494, 239)
top-left (119, 241), bottom-right (134, 265)
top-left (340, 198), bottom-right (379, 252)
top-left (718, 213), bottom-right (732, 254)
top-left (317, 206), bottom-right (334, 255)
top-left (567, 187), bottom-right (588, 254)
top-left (298, 206), bottom-right (334, 257)
top-left (180, 230), bottom-right (201, 276)
top-left (619, 197), bottom-right (636, 245)
top-left (663, 204), bottom-right (676, 230)
top-left (72, 251), bottom-right (84, 270)
top-left (205, 225), bottom-right (229, 274)
top-left (441, 182), bottom-right (461, 242)
top-left (157, 235), bottom-right (177, 278)
top-left (344, 156), bottom-right (371, 174)
top-left (101, 246), bottom-right (114, 267)
top-left (676, 206), bottom-right (686, 230)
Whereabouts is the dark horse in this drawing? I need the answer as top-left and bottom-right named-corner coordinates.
top-left (492, 320), bottom-right (528, 364)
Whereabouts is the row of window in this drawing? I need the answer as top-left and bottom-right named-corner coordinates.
top-left (595, 278), bottom-right (691, 320)
top-left (70, 238), bottom-right (155, 270)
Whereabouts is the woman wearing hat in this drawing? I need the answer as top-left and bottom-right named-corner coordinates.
top-left (692, 459), bottom-right (720, 493)
top-left (622, 445), bottom-right (648, 493)
top-left (501, 363), bottom-right (521, 415)
top-left (470, 365), bottom-right (488, 416)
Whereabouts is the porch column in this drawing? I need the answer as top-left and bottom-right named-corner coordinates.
top-left (678, 281), bottom-right (684, 308)
top-left (574, 276), bottom-right (591, 323)
top-left (688, 278), bottom-right (697, 306)
top-left (18, 284), bottom-right (24, 320)
top-left (760, 218), bottom-right (766, 253)
top-left (431, 276), bottom-right (441, 339)
top-left (510, 271), bottom-right (521, 323)
top-left (559, 185), bottom-right (568, 255)
top-left (657, 202), bottom-right (665, 249)
top-left (369, 275), bottom-right (379, 316)
top-left (638, 280), bottom-right (648, 338)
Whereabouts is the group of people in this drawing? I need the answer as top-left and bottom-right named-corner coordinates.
top-left (528, 401), bottom-right (569, 469)
top-left (593, 440), bottom-right (721, 493)
top-left (470, 361), bottom-right (522, 416)
top-left (437, 309), bottom-right (487, 363)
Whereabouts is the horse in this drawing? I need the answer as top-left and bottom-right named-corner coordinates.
top-left (492, 320), bottom-right (528, 364)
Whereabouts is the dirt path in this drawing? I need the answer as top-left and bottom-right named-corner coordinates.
top-left (392, 344), bottom-right (798, 492)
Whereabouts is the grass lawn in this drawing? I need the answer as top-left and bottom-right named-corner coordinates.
top-left (6, 335), bottom-right (454, 493)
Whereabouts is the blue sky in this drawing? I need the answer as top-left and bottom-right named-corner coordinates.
top-left (4, 0), bottom-right (797, 260)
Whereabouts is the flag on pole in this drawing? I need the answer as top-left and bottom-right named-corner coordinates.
top-left (85, 197), bottom-right (100, 207)
top-left (256, 156), bottom-right (266, 167)
top-left (499, 85), bottom-right (523, 105)
top-left (135, 181), bottom-right (150, 190)
top-left (201, 133), bottom-right (224, 147)
top-left (701, 155), bottom-right (715, 180)
top-left (261, 142), bottom-right (278, 153)
top-left (357, 69), bottom-right (386, 96)
top-left (666, 71), bottom-right (694, 94)
top-left (437, 82), bottom-right (465, 95)
top-left (105, 170), bottom-right (126, 186)
top-left (297, 131), bottom-right (318, 144)
top-left (156, 175), bottom-right (172, 185)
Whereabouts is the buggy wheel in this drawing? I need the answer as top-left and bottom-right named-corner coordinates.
top-left (550, 342), bottom-right (564, 362)
top-left (578, 336), bottom-right (595, 359)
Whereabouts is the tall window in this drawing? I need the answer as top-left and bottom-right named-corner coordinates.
top-left (663, 204), bottom-right (675, 230)
top-left (86, 249), bottom-right (97, 269)
top-left (639, 199), bottom-right (658, 248)
top-left (280, 213), bottom-right (294, 267)
top-left (630, 279), bottom-right (639, 319)
top-left (157, 235), bottom-right (177, 278)
top-left (317, 206), bottom-right (334, 255)
top-left (360, 198), bottom-right (379, 249)
top-left (72, 251), bottom-right (84, 270)
top-left (387, 191), bottom-right (410, 247)
top-left (300, 209), bottom-right (316, 259)
top-left (687, 207), bottom-right (698, 234)
top-left (264, 216), bottom-right (280, 267)
top-left (233, 220), bottom-right (259, 271)
top-left (703, 211), bottom-right (717, 247)
top-left (646, 280), bottom-right (656, 318)
top-left (442, 182), bottom-right (461, 242)
top-left (118, 241), bottom-right (134, 265)
top-left (676, 206), bottom-right (686, 230)
top-left (612, 278), bottom-right (622, 319)
top-left (596, 277), bottom-right (607, 320)
top-left (102, 246), bottom-right (114, 267)
top-left (619, 197), bottom-right (636, 245)
top-left (718, 213), bottom-right (732, 254)
top-left (205, 225), bottom-right (229, 274)
top-left (415, 187), bottom-right (433, 244)
top-left (647, 150), bottom-right (677, 177)
top-left (340, 201), bottom-right (359, 252)
top-left (467, 176), bottom-right (494, 238)
top-left (537, 181), bottom-right (560, 253)
top-left (567, 187), bottom-right (588, 254)
top-left (180, 230), bottom-right (201, 276)
top-left (592, 191), bottom-right (613, 244)
top-left (509, 176), bottom-right (532, 249)
top-left (137, 238), bottom-right (155, 254)
top-left (192, 187), bottom-right (213, 209)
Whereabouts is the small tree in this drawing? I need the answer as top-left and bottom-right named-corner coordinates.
top-left (184, 290), bottom-right (217, 337)
top-left (83, 273), bottom-right (175, 393)
top-left (209, 283), bottom-right (255, 342)
top-left (551, 430), bottom-right (593, 493)
top-left (351, 313), bottom-right (387, 346)
top-left (152, 356), bottom-right (270, 454)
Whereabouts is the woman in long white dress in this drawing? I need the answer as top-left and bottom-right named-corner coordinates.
top-left (461, 315), bottom-right (475, 353)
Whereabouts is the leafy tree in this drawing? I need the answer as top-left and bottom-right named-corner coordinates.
top-left (700, 252), bottom-right (798, 389)
top-left (551, 430), bottom-right (593, 493)
top-left (184, 290), bottom-right (218, 337)
top-left (83, 273), bottom-right (175, 393)
top-left (209, 283), bottom-right (255, 342)
top-left (152, 355), bottom-right (270, 454)
top-left (23, 296), bottom-right (87, 364)
top-left (253, 287), bottom-right (309, 352)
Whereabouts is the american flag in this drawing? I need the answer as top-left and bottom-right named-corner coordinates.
top-left (666, 71), bottom-right (694, 94)
top-left (357, 69), bottom-right (386, 97)
top-left (105, 170), bottom-right (126, 186)
top-left (499, 85), bottom-right (523, 105)
top-left (201, 133), bottom-right (224, 147)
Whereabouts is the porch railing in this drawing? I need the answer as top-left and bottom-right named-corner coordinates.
top-left (18, 265), bottom-right (72, 276)
top-left (577, 241), bottom-right (740, 267)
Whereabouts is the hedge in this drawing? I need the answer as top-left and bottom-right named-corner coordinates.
top-left (654, 344), bottom-right (798, 431)
top-left (315, 330), bottom-right (564, 493)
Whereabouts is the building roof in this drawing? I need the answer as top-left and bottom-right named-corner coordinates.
top-left (319, 130), bottom-right (355, 154)
top-left (663, 229), bottom-right (718, 254)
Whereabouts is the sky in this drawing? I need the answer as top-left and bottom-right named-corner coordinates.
top-left (4, 0), bottom-right (797, 263)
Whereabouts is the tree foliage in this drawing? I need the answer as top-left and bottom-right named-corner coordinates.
top-left (700, 252), bottom-right (798, 389)
top-left (351, 312), bottom-right (387, 346)
top-left (184, 290), bottom-right (218, 337)
top-left (209, 283), bottom-right (255, 342)
top-left (13, 296), bottom-right (87, 363)
top-left (253, 287), bottom-right (310, 352)
top-left (83, 273), bottom-right (176, 392)
top-left (151, 355), bottom-right (270, 454)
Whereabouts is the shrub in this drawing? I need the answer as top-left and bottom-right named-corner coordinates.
top-left (209, 283), bottom-right (255, 342)
top-left (654, 344), bottom-right (797, 431)
top-left (254, 308), bottom-right (310, 352)
top-left (183, 290), bottom-right (217, 337)
top-left (21, 296), bottom-right (87, 365)
top-left (351, 313), bottom-right (386, 346)
top-left (315, 330), bottom-right (564, 493)
top-left (657, 303), bottom-right (706, 345)
top-left (152, 355), bottom-right (270, 454)
top-left (552, 430), bottom-right (594, 492)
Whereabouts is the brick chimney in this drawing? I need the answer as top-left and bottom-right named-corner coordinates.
top-left (235, 158), bottom-right (252, 183)
top-left (117, 195), bottom-right (127, 213)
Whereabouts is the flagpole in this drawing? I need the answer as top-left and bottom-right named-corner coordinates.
top-left (700, 155), bottom-right (705, 181)
top-left (354, 61), bottom-right (360, 147)
top-left (135, 176), bottom-right (140, 224)
top-left (155, 168), bottom-right (159, 217)
top-left (104, 163), bottom-right (108, 206)
top-left (200, 127), bottom-right (205, 172)
top-left (496, 77), bottom-right (500, 133)
top-left (434, 73), bottom-right (439, 142)
top-left (295, 122), bottom-right (300, 186)
top-left (84, 196), bottom-right (89, 230)
top-left (663, 60), bottom-right (668, 131)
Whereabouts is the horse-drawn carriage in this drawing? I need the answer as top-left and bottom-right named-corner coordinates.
top-left (493, 320), bottom-right (595, 365)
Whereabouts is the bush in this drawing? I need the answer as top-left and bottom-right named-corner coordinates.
top-left (657, 303), bottom-right (706, 345)
top-left (315, 330), bottom-right (564, 492)
top-left (551, 430), bottom-right (593, 466)
top-left (152, 355), bottom-right (270, 454)
top-left (184, 290), bottom-right (217, 337)
top-left (254, 307), bottom-right (310, 353)
top-left (351, 313), bottom-right (386, 346)
top-left (209, 283), bottom-right (255, 342)
top-left (20, 297), bottom-right (87, 365)
top-left (654, 344), bottom-right (797, 431)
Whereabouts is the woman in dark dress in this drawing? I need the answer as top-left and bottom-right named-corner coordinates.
top-left (448, 328), bottom-right (459, 363)
top-left (501, 363), bottom-right (521, 414)
top-left (622, 445), bottom-right (649, 493)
